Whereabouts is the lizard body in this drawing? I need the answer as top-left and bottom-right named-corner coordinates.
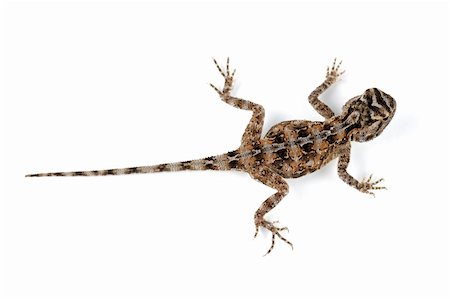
top-left (27, 58), bottom-right (396, 255)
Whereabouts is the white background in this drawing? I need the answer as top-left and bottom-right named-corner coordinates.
top-left (1, 1), bottom-right (449, 299)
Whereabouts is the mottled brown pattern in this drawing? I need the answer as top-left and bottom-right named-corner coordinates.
top-left (26, 58), bottom-right (396, 255)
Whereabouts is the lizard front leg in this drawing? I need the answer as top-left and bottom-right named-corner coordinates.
top-left (210, 58), bottom-right (265, 145)
top-left (308, 58), bottom-right (345, 120)
top-left (249, 166), bottom-right (293, 255)
top-left (337, 145), bottom-right (386, 196)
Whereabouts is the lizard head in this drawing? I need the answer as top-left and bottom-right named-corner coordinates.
top-left (343, 88), bottom-right (396, 142)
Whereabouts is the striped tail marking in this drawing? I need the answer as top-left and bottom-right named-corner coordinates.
top-left (25, 152), bottom-right (238, 177)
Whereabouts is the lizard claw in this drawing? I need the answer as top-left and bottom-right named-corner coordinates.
top-left (254, 219), bottom-right (293, 256)
top-left (212, 57), bottom-right (235, 96)
top-left (326, 58), bottom-right (345, 84)
top-left (209, 83), bottom-right (222, 95)
top-left (358, 174), bottom-right (386, 196)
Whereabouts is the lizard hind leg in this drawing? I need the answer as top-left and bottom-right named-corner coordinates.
top-left (249, 166), bottom-right (293, 255)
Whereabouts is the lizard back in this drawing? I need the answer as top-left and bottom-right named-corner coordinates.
top-left (259, 119), bottom-right (347, 178)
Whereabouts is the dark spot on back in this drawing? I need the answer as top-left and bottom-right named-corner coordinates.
top-left (298, 129), bottom-right (309, 138)
top-left (229, 160), bottom-right (239, 168)
top-left (274, 134), bottom-right (285, 144)
top-left (301, 142), bottom-right (314, 152)
top-left (254, 151), bottom-right (264, 162)
top-left (227, 150), bottom-right (238, 158)
top-left (276, 148), bottom-right (289, 159)
top-left (326, 134), bottom-right (336, 144)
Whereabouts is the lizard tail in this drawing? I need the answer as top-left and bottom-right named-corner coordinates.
top-left (25, 150), bottom-right (241, 177)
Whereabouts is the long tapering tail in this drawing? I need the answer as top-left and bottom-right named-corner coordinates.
top-left (26, 150), bottom-right (240, 177)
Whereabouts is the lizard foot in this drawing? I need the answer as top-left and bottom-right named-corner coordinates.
top-left (254, 219), bottom-right (293, 256)
top-left (210, 57), bottom-right (236, 97)
top-left (326, 58), bottom-right (345, 84)
top-left (358, 174), bottom-right (386, 196)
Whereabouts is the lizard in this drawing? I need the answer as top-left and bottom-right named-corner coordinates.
top-left (26, 58), bottom-right (397, 255)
